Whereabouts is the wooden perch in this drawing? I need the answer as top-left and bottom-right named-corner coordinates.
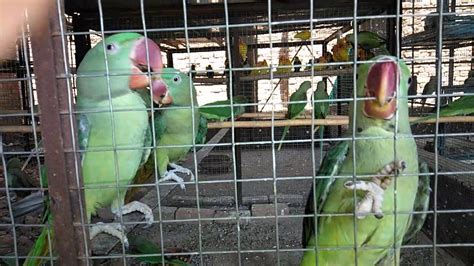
top-left (208, 115), bottom-right (474, 129)
top-left (1, 115), bottom-right (474, 133)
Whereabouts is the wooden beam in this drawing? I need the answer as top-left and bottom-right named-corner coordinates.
top-left (208, 115), bottom-right (474, 129)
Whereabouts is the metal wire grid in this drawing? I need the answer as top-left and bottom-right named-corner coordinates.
top-left (0, 0), bottom-right (473, 265)
top-left (0, 17), bottom-right (46, 263)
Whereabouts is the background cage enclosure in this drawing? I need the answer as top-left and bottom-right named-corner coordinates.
top-left (0, 0), bottom-right (473, 265)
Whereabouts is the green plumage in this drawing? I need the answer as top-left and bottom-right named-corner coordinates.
top-left (25, 33), bottom-right (151, 265)
top-left (313, 81), bottom-right (330, 140)
top-left (301, 56), bottom-right (421, 265)
top-left (414, 95), bottom-right (474, 124)
top-left (199, 96), bottom-right (248, 122)
top-left (152, 68), bottom-right (200, 179)
top-left (345, 31), bottom-right (386, 51)
top-left (278, 81), bottom-right (312, 150)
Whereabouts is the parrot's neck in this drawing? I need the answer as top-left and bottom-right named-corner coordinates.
top-left (77, 90), bottom-right (146, 111)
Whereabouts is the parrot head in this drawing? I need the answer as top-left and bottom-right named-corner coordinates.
top-left (352, 55), bottom-right (412, 133)
top-left (316, 80), bottom-right (326, 92)
top-left (152, 68), bottom-right (197, 107)
top-left (76, 33), bottom-right (166, 102)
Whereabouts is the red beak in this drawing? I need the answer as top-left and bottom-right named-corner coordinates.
top-left (363, 59), bottom-right (399, 120)
top-left (128, 37), bottom-right (168, 103)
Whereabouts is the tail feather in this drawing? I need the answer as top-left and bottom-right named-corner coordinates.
top-left (277, 126), bottom-right (290, 151)
top-left (24, 211), bottom-right (53, 266)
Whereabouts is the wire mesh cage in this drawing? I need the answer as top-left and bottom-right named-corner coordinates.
top-left (0, 0), bottom-right (473, 265)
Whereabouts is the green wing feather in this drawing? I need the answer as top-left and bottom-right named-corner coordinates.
top-left (413, 95), bottom-right (474, 124)
top-left (195, 116), bottom-right (208, 146)
top-left (302, 141), bottom-right (349, 247)
top-left (199, 96), bottom-right (248, 122)
top-left (346, 31), bottom-right (386, 50)
top-left (313, 81), bottom-right (330, 139)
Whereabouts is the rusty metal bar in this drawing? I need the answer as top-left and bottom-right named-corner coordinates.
top-left (29, 0), bottom-right (88, 264)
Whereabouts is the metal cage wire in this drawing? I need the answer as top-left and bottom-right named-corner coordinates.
top-left (0, 0), bottom-right (473, 265)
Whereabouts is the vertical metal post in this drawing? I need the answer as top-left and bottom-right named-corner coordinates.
top-left (231, 31), bottom-right (243, 206)
top-left (29, 0), bottom-right (88, 264)
top-left (72, 14), bottom-right (91, 67)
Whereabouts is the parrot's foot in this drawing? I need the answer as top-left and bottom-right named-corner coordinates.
top-left (169, 163), bottom-right (195, 181)
top-left (344, 160), bottom-right (407, 220)
top-left (113, 201), bottom-right (154, 228)
top-left (89, 222), bottom-right (129, 248)
top-left (159, 171), bottom-right (186, 190)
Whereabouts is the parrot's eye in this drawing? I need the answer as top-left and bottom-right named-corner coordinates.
top-left (106, 43), bottom-right (118, 53)
top-left (173, 75), bottom-right (182, 83)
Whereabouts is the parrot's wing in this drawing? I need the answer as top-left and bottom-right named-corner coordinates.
top-left (413, 95), bottom-right (474, 124)
top-left (302, 141), bottom-right (350, 247)
top-left (139, 123), bottom-right (152, 168)
top-left (77, 114), bottom-right (91, 166)
top-left (195, 116), bottom-right (208, 146)
top-left (152, 111), bottom-right (167, 142)
top-left (199, 96), bottom-right (248, 122)
top-left (403, 162), bottom-right (431, 244)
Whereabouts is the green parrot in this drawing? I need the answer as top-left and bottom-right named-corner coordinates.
top-left (345, 31), bottom-right (387, 51)
top-left (144, 68), bottom-right (200, 190)
top-left (24, 33), bottom-right (165, 265)
top-left (301, 56), bottom-right (425, 265)
top-left (312, 81), bottom-right (330, 143)
top-left (278, 81), bottom-right (312, 150)
top-left (125, 93), bottom-right (250, 202)
top-left (420, 76), bottom-right (437, 109)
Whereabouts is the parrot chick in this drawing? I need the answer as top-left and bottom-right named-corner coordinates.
top-left (344, 160), bottom-right (407, 219)
top-left (151, 68), bottom-right (200, 190)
